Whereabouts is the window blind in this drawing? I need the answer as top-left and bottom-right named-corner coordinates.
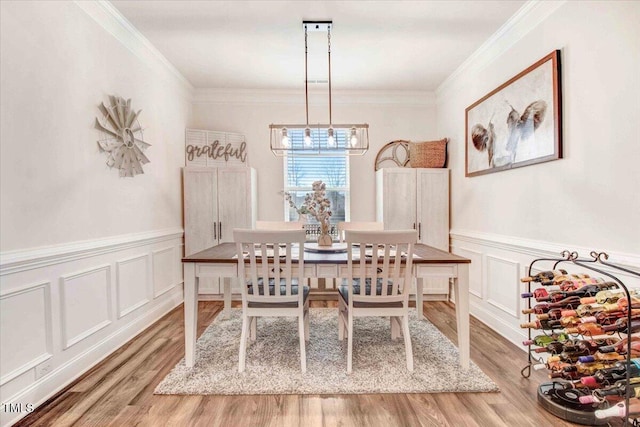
top-left (283, 129), bottom-right (350, 222)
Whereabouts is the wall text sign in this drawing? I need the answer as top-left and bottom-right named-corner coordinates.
top-left (185, 129), bottom-right (248, 167)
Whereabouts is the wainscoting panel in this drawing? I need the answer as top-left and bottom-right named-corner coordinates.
top-left (450, 230), bottom-right (640, 349)
top-left (60, 265), bottom-right (112, 349)
top-left (452, 246), bottom-right (483, 298)
top-left (0, 229), bottom-right (184, 427)
top-left (485, 255), bottom-right (520, 318)
top-left (116, 254), bottom-right (151, 318)
top-left (0, 282), bottom-right (52, 386)
top-left (153, 246), bottom-right (176, 298)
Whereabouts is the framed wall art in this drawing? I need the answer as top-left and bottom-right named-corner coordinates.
top-left (465, 50), bottom-right (562, 177)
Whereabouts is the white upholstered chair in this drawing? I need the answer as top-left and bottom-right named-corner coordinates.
top-left (255, 220), bottom-right (305, 230)
top-left (337, 221), bottom-right (384, 242)
top-left (234, 229), bottom-right (309, 373)
top-left (338, 230), bottom-right (417, 373)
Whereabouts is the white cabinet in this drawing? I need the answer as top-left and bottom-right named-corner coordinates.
top-left (376, 168), bottom-right (450, 297)
top-left (183, 167), bottom-right (257, 293)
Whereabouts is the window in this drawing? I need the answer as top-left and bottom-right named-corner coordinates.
top-left (283, 129), bottom-right (350, 222)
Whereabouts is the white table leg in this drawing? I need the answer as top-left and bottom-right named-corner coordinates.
top-left (416, 278), bottom-right (424, 319)
top-left (223, 277), bottom-right (232, 317)
top-left (184, 263), bottom-right (198, 368)
top-left (454, 264), bottom-right (470, 369)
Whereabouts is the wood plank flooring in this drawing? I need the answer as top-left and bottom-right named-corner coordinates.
top-left (13, 301), bottom-right (626, 427)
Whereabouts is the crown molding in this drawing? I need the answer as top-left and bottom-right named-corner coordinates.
top-left (436, 0), bottom-right (567, 97)
top-left (193, 88), bottom-right (436, 107)
top-left (74, 0), bottom-right (194, 97)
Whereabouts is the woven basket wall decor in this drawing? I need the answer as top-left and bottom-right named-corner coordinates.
top-left (409, 138), bottom-right (448, 168)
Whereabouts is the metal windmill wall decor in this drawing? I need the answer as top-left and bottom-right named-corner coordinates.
top-left (95, 95), bottom-right (150, 177)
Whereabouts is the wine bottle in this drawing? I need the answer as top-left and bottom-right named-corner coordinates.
top-left (602, 319), bottom-right (640, 334)
top-left (535, 285), bottom-right (605, 303)
top-left (521, 285), bottom-right (561, 299)
top-left (578, 351), bottom-right (625, 363)
top-left (594, 376), bottom-right (640, 398)
top-left (522, 296), bottom-right (581, 315)
top-left (581, 312), bottom-right (640, 327)
top-left (522, 332), bottom-right (570, 347)
top-left (565, 322), bottom-right (611, 336)
top-left (559, 360), bottom-right (620, 377)
top-left (561, 303), bottom-right (620, 318)
top-left (538, 273), bottom-right (591, 286)
top-left (522, 303), bottom-right (553, 315)
top-left (521, 269), bottom-right (568, 283)
top-left (533, 341), bottom-right (567, 354)
top-left (548, 348), bottom-right (594, 364)
top-left (559, 316), bottom-right (584, 328)
top-left (581, 358), bottom-right (640, 386)
top-left (520, 319), bottom-right (562, 330)
top-left (552, 277), bottom-right (605, 291)
top-left (593, 289), bottom-right (628, 304)
top-left (560, 280), bottom-right (618, 291)
top-left (599, 336), bottom-right (640, 356)
top-left (595, 401), bottom-right (640, 419)
top-left (616, 295), bottom-right (640, 310)
top-left (536, 308), bottom-right (566, 320)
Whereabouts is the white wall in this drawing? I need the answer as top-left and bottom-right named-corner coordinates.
top-left (192, 90), bottom-right (437, 221)
top-left (0, 1), bottom-right (190, 252)
top-left (0, 2), bottom-right (189, 425)
top-left (437, 1), bottom-right (640, 346)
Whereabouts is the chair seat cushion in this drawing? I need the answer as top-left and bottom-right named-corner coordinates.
top-left (338, 279), bottom-right (404, 308)
top-left (246, 280), bottom-right (310, 308)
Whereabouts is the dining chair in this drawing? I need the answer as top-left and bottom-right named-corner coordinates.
top-left (255, 220), bottom-right (305, 230)
top-left (338, 229), bottom-right (418, 373)
top-left (337, 221), bottom-right (384, 242)
top-left (234, 229), bottom-right (309, 373)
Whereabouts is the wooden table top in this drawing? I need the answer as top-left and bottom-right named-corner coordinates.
top-left (182, 243), bottom-right (470, 265)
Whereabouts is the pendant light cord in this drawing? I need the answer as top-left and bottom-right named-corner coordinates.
top-left (304, 24), bottom-right (309, 126)
top-left (328, 25), bottom-right (332, 126)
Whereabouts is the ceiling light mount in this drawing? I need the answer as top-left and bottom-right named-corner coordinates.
top-left (270, 20), bottom-right (369, 156)
top-left (303, 21), bottom-right (332, 32)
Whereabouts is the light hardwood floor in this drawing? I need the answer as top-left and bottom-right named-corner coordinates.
top-left (14, 301), bottom-right (624, 427)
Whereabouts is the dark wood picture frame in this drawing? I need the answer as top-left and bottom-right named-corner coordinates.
top-left (465, 50), bottom-right (562, 177)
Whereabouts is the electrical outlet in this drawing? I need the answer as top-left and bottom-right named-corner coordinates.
top-left (34, 360), bottom-right (52, 380)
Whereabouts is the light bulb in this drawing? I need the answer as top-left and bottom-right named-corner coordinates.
top-left (327, 127), bottom-right (336, 147)
top-left (349, 127), bottom-right (358, 147)
top-left (281, 128), bottom-right (290, 148)
top-left (304, 127), bottom-right (312, 147)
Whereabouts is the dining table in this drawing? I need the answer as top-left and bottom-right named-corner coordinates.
top-left (182, 242), bottom-right (471, 369)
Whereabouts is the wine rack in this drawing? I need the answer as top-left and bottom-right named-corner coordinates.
top-left (520, 250), bottom-right (640, 426)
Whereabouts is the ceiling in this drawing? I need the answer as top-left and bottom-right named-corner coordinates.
top-left (110, 0), bottom-right (526, 91)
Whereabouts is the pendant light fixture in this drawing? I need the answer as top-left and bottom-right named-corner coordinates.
top-left (270, 21), bottom-right (369, 156)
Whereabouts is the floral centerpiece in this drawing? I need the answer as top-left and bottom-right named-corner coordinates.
top-left (283, 180), bottom-right (333, 246)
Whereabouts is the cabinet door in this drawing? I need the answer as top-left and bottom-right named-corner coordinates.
top-left (183, 168), bottom-right (218, 255)
top-left (217, 168), bottom-right (253, 243)
top-left (416, 169), bottom-right (449, 250)
top-left (376, 168), bottom-right (417, 230)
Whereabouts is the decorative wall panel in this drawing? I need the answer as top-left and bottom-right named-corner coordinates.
top-left (60, 265), bottom-right (112, 349)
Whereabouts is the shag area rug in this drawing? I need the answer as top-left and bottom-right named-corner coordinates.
top-left (155, 308), bottom-right (499, 395)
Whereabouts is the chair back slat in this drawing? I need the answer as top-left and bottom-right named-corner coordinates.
top-left (345, 230), bottom-right (418, 303)
top-left (234, 229), bottom-right (305, 304)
